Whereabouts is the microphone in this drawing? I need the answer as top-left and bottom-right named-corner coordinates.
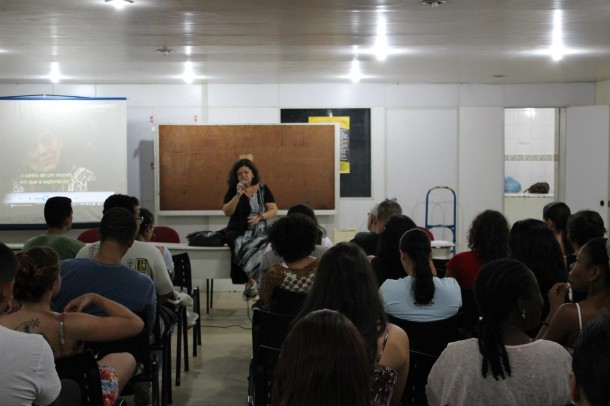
top-left (241, 179), bottom-right (247, 186)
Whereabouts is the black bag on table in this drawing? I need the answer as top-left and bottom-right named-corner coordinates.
top-left (186, 230), bottom-right (226, 247)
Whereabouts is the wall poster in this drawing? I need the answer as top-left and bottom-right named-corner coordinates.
top-left (281, 108), bottom-right (371, 197)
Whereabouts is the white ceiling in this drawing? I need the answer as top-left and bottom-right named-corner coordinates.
top-left (1, 0), bottom-right (610, 85)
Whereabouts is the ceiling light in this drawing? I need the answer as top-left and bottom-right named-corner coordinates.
top-left (550, 9), bottom-right (564, 61)
top-left (375, 15), bottom-right (389, 61)
top-left (49, 62), bottom-right (61, 84)
top-left (182, 61), bottom-right (195, 84)
top-left (105, 0), bottom-right (133, 10)
top-left (350, 59), bottom-right (362, 83)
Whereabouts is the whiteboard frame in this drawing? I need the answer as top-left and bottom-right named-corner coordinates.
top-left (154, 123), bottom-right (340, 216)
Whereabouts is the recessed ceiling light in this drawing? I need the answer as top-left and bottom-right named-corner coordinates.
top-left (421, 1), bottom-right (446, 6)
top-left (105, 0), bottom-right (133, 10)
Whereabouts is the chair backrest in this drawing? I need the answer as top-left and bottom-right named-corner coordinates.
top-left (77, 227), bottom-right (98, 243)
top-left (55, 349), bottom-right (104, 406)
top-left (251, 309), bottom-right (294, 406)
top-left (252, 308), bottom-right (295, 354)
top-left (387, 313), bottom-right (460, 356)
top-left (151, 226), bottom-right (181, 243)
top-left (269, 288), bottom-right (307, 316)
top-left (459, 288), bottom-right (479, 338)
top-left (417, 226), bottom-right (435, 241)
top-left (387, 313), bottom-right (460, 406)
top-left (172, 252), bottom-right (193, 293)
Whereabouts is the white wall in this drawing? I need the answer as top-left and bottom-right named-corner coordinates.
top-left (0, 82), bottom-right (597, 256)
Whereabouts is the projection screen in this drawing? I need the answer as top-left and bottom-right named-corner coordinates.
top-left (0, 97), bottom-right (127, 228)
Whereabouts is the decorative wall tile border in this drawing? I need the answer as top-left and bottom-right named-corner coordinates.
top-left (504, 154), bottom-right (556, 162)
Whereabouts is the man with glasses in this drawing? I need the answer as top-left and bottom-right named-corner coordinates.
top-left (351, 199), bottom-right (403, 256)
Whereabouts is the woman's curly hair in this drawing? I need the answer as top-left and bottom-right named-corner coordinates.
top-left (468, 210), bottom-right (510, 262)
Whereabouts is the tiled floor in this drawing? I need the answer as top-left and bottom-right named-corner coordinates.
top-left (126, 291), bottom-right (253, 405)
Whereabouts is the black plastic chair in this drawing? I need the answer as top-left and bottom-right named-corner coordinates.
top-left (459, 288), bottom-right (480, 338)
top-left (171, 252), bottom-right (202, 387)
top-left (84, 318), bottom-right (161, 406)
top-left (248, 308), bottom-right (295, 406)
top-left (387, 313), bottom-right (460, 406)
top-left (155, 304), bottom-right (178, 405)
top-left (268, 288), bottom-right (307, 316)
top-left (55, 349), bottom-right (104, 406)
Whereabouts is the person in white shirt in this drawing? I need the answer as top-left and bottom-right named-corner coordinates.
top-left (0, 242), bottom-right (61, 406)
top-left (426, 258), bottom-right (572, 406)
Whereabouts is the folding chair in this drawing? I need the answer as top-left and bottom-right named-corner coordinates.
top-left (171, 252), bottom-right (202, 387)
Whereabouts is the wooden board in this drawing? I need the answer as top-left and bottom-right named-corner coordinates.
top-left (157, 124), bottom-right (337, 212)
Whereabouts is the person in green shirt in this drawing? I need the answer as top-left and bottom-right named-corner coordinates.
top-left (23, 196), bottom-right (85, 259)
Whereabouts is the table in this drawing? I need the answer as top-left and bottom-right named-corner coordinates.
top-left (163, 243), bottom-right (231, 314)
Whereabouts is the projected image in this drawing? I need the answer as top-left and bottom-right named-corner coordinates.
top-left (0, 98), bottom-right (128, 226)
top-left (11, 130), bottom-right (96, 193)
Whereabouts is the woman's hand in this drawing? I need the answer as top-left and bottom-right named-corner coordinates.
top-left (64, 293), bottom-right (99, 313)
top-left (547, 282), bottom-right (570, 310)
top-left (236, 181), bottom-right (245, 197)
top-left (248, 213), bottom-right (264, 225)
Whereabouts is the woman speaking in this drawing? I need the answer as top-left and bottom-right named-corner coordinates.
top-left (223, 158), bottom-right (277, 299)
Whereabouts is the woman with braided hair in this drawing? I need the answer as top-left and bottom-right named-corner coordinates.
top-left (380, 228), bottom-right (461, 322)
top-left (426, 258), bottom-right (572, 406)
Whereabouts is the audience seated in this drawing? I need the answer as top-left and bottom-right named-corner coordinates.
top-left (260, 214), bottom-right (319, 313)
top-left (426, 258), bottom-right (572, 405)
top-left (272, 309), bottom-right (371, 406)
top-left (445, 209), bottom-right (509, 290)
top-left (258, 204), bottom-right (331, 291)
top-left (543, 201), bottom-right (573, 259)
top-left (381, 229), bottom-right (461, 322)
top-left (509, 218), bottom-right (568, 327)
top-left (285, 203), bottom-right (333, 248)
top-left (0, 242), bottom-right (61, 405)
top-left (351, 199), bottom-right (402, 256)
top-left (0, 246), bottom-right (143, 403)
top-left (370, 215), bottom-right (416, 287)
top-left (567, 210), bottom-right (606, 266)
top-left (538, 237), bottom-right (610, 350)
top-left (23, 196), bottom-right (85, 259)
top-left (53, 207), bottom-right (157, 328)
top-left (571, 315), bottom-right (610, 406)
top-left (136, 207), bottom-right (174, 280)
top-left (76, 194), bottom-right (175, 304)
top-left (297, 243), bottom-right (409, 406)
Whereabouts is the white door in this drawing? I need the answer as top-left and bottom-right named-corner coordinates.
top-left (564, 105), bottom-right (610, 225)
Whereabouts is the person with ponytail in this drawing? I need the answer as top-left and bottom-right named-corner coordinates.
top-left (380, 228), bottom-right (461, 322)
top-left (426, 258), bottom-right (572, 405)
top-left (543, 201), bottom-right (573, 259)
